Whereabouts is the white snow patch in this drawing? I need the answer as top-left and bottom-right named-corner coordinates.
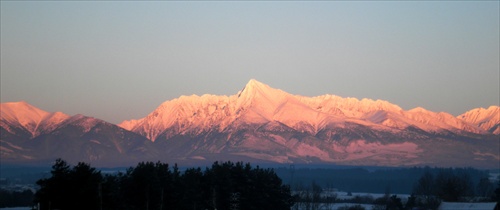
top-left (0, 140), bottom-right (24, 150)
top-left (90, 140), bottom-right (101, 144)
top-left (0, 101), bottom-right (70, 137)
top-left (190, 156), bottom-right (206, 160)
top-left (439, 202), bottom-right (498, 210)
top-left (0, 146), bottom-right (13, 153)
top-left (21, 155), bottom-right (34, 160)
top-left (473, 151), bottom-right (500, 160)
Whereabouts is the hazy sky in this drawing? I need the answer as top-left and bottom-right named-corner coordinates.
top-left (1, 1), bottom-right (499, 124)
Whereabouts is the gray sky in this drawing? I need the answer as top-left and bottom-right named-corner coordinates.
top-left (1, 1), bottom-right (499, 124)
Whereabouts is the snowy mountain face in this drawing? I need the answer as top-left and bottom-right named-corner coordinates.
top-left (0, 102), bottom-right (156, 166)
top-left (2, 80), bottom-right (499, 167)
top-left (458, 106), bottom-right (500, 135)
top-left (120, 80), bottom-right (498, 138)
top-left (1, 102), bottom-right (70, 138)
top-left (116, 80), bottom-right (499, 168)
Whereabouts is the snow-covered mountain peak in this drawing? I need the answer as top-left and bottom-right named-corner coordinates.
top-left (123, 80), bottom-right (493, 140)
top-left (458, 106), bottom-right (499, 121)
top-left (1, 101), bottom-right (48, 122)
top-left (173, 94), bottom-right (230, 107)
top-left (237, 79), bottom-right (286, 100)
top-left (241, 79), bottom-right (268, 92)
top-left (297, 94), bottom-right (403, 119)
top-left (0, 101), bottom-right (70, 137)
top-left (359, 98), bottom-right (403, 113)
top-left (408, 107), bottom-right (430, 113)
top-left (234, 79), bottom-right (298, 123)
top-left (119, 119), bottom-right (141, 130)
top-left (458, 105), bottom-right (500, 134)
top-left (61, 114), bottom-right (104, 132)
top-left (487, 105), bottom-right (499, 111)
top-left (120, 93), bottom-right (236, 141)
top-left (3, 84), bottom-right (500, 167)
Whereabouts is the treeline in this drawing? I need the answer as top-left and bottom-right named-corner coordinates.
top-left (275, 166), bottom-right (495, 194)
top-left (290, 167), bottom-right (500, 210)
top-left (412, 167), bottom-right (500, 207)
top-left (0, 189), bottom-right (34, 208)
top-left (291, 180), bottom-right (411, 210)
top-left (34, 159), bottom-right (293, 210)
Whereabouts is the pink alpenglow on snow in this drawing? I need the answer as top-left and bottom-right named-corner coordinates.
top-left (1, 80), bottom-right (499, 167)
top-left (119, 80), bottom-right (499, 141)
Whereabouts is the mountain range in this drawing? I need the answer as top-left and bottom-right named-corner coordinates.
top-left (1, 80), bottom-right (499, 167)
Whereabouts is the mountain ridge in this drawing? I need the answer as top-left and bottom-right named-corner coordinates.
top-left (1, 80), bottom-right (499, 167)
top-left (0, 102), bottom-right (156, 166)
top-left (458, 106), bottom-right (500, 134)
top-left (1, 101), bottom-right (70, 138)
top-left (119, 79), bottom-right (498, 141)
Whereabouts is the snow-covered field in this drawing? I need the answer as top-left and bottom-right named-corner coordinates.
top-left (292, 190), bottom-right (411, 210)
top-left (294, 190), bottom-right (410, 200)
top-left (336, 191), bottom-right (410, 201)
top-left (294, 203), bottom-right (376, 210)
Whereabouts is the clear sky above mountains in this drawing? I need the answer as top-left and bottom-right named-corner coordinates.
top-left (1, 1), bottom-right (499, 124)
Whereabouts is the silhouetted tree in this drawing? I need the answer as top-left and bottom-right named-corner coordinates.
top-left (386, 195), bottom-right (403, 210)
top-left (35, 159), bottom-right (102, 210)
top-left (35, 159), bottom-right (293, 210)
top-left (204, 161), bottom-right (293, 210)
top-left (101, 174), bottom-right (121, 210)
top-left (494, 181), bottom-right (500, 202)
top-left (119, 161), bottom-right (171, 210)
top-left (404, 194), bottom-right (417, 210)
top-left (0, 189), bottom-right (34, 208)
top-left (35, 158), bottom-right (72, 210)
top-left (476, 177), bottom-right (495, 199)
top-left (413, 171), bottom-right (434, 198)
top-left (179, 167), bottom-right (204, 209)
top-left (337, 205), bottom-right (366, 210)
top-left (68, 162), bottom-right (102, 209)
top-left (435, 169), bottom-right (472, 201)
